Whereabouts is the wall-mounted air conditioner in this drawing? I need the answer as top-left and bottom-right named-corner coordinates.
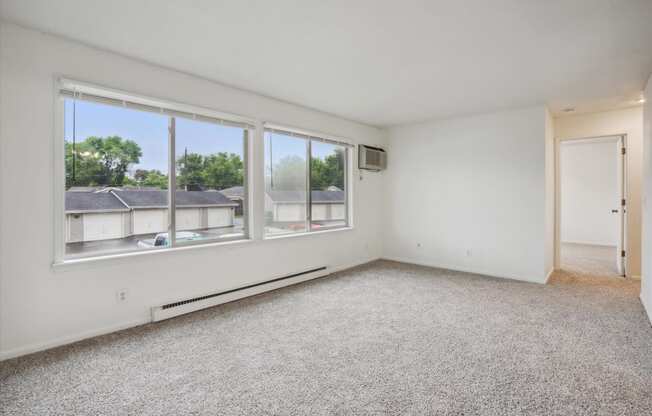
top-left (358, 144), bottom-right (387, 171)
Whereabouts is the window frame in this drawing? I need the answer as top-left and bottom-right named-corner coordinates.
top-left (262, 124), bottom-right (353, 238)
top-left (53, 78), bottom-right (256, 264)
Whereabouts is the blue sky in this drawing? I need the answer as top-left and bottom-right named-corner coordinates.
top-left (65, 99), bottom-right (245, 175)
top-left (64, 99), bottom-right (339, 177)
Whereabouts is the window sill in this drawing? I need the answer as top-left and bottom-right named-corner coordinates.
top-left (52, 237), bottom-right (255, 272)
top-left (264, 226), bottom-right (354, 241)
top-left (52, 227), bottom-right (355, 272)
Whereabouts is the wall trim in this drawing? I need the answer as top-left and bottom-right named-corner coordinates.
top-left (0, 318), bottom-right (151, 362)
top-left (545, 268), bottom-right (556, 284)
top-left (560, 240), bottom-right (618, 248)
top-left (381, 256), bottom-right (547, 284)
top-left (0, 256), bottom-right (380, 361)
top-left (641, 292), bottom-right (652, 326)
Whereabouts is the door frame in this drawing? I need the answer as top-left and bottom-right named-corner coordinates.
top-left (554, 134), bottom-right (628, 276)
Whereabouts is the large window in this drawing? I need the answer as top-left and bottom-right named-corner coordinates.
top-left (61, 84), bottom-right (251, 259)
top-left (264, 127), bottom-right (350, 237)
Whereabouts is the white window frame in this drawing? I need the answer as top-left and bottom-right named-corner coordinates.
top-left (53, 78), bottom-right (256, 264)
top-left (262, 123), bottom-right (354, 239)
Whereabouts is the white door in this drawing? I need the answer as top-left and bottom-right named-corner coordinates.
top-left (615, 136), bottom-right (626, 276)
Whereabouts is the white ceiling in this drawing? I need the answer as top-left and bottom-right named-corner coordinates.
top-left (2, 0), bottom-right (652, 126)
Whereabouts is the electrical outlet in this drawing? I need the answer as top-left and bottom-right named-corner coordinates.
top-left (417, 243), bottom-right (422, 248)
top-left (116, 288), bottom-right (129, 303)
top-left (466, 249), bottom-right (472, 257)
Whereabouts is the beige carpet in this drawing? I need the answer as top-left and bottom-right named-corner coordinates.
top-left (560, 242), bottom-right (620, 277)
top-left (1, 260), bottom-right (650, 415)
top-left (553, 243), bottom-right (632, 289)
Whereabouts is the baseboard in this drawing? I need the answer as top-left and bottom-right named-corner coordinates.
top-left (0, 256), bottom-right (380, 362)
top-left (544, 268), bottom-right (556, 284)
top-left (560, 240), bottom-right (617, 248)
top-left (381, 256), bottom-right (547, 284)
top-left (629, 275), bottom-right (641, 280)
top-left (0, 318), bottom-right (150, 362)
top-left (641, 292), bottom-right (652, 326)
top-left (151, 257), bottom-right (380, 322)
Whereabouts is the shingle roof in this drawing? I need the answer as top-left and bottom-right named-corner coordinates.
top-left (111, 190), bottom-right (166, 207)
top-left (66, 192), bottom-right (128, 212)
top-left (114, 190), bottom-right (236, 208)
top-left (65, 189), bottom-right (236, 212)
top-left (267, 190), bottom-right (345, 203)
top-left (176, 191), bottom-right (237, 207)
top-left (312, 190), bottom-right (345, 203)
top-left (220, 186), bottom-right (244, 198)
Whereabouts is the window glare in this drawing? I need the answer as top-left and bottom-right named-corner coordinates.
top-left (310, 141), bottom-right (347, 231)
top-left (264, 131), bottom-right (308, 235)
top-left (264, 129), bottom-right (348, 237)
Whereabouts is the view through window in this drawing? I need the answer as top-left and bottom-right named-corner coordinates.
top-left (63, 96), bottom-right (247, 259)
top-left (310, 141), bottom-right (347, 230)
top-left (174, 117), bottom-right (246, 244)
top-left (264, 129), bottom-right (348, 236)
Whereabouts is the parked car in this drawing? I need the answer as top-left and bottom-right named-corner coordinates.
top-left (137, 231), bottom-right (202, 248)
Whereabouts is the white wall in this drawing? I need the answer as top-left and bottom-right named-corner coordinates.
top-left (176, 208), bottom-right (202, 231)
top-left (642, 73), bottom-right (652, 323)
top-left (83, 212), bottom-right (125, 242)
top-left (383, 106), bottom-right (550, 283)
top-left (206, 207), bottom-right (232, 228)
top-left (132, 209), bottom-right (167, 235)
top-left (554, 107), bottom-right (643, 277)
top-left (560, 139), bottom-right (619, 246)
top-left (0, 23), bottom-right (386, 359)
top-left (275, 204), bottom-right (305, 222)
top-left (331, 204), bottom-right (345, 220)
top-left (544, 108), bottom-right (555, 278)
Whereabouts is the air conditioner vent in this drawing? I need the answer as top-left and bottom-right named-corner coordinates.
top-left (359, 144), bottom-right (386, 171)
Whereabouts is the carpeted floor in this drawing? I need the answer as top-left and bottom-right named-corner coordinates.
top-left (1, 260), bottom-right (651, 415)
top-left (560, 242), bottom-right (620, 277)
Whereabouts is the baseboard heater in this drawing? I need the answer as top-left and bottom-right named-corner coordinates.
top-left (151, 266), bottom-right (328, 322)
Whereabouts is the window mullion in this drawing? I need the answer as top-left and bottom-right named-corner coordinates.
top-left (306, 139), bottom-right (312, 232)
top-left (345, 147), bottom-right (349, 227)
top-left (168, 117), bottom-right (177, 247)
top-left (242, 128), bottom-right (249, 239)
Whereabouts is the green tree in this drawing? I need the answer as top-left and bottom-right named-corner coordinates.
top-left (65, 136), bottom-right (142, 188)
top-left (176, 152), bottom-right (205, 188)
top-left (204, 153), bottom-right (244, 189)
top-left (134, 169), bottom-right (168, 189)
top-left (311, 149), bottom-right (345, 190)
top-left (176, 152), bottom-right (243, 190)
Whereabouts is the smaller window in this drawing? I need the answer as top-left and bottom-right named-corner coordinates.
top-left (310, 141), bottom-right (347, 231)
top-left (264, 127), bottom-right (350, 237)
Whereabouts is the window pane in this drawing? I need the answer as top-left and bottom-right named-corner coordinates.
top-left (310, 141), bottom-right (347, 230)
top-left (64, 98), bottom-right (169, 258)
top-left (174, 118), bottom-right (246, 244)
top-left (264, 131), bottom-right (308, 236)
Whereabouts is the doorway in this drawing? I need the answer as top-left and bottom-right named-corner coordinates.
top-left (558, 135), bottom-right (626, 278)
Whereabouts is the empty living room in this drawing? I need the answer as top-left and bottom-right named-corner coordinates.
top-left (2, 1), bottom-right (652, 415)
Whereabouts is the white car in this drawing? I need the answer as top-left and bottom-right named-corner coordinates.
top-left (137, 231), bottom-right (202, 248)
